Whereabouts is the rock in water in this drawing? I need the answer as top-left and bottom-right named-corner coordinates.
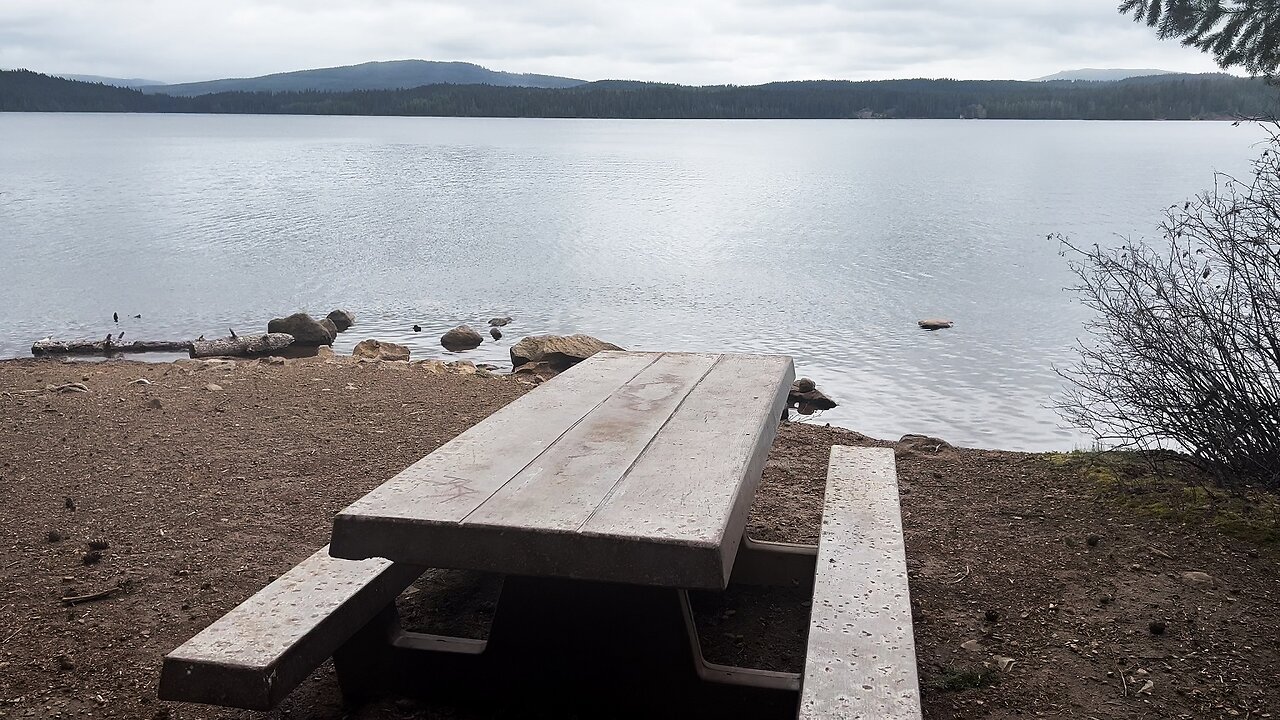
top-left (490, 327), bottom-right (502, 341)
top-left (488, 316), bottom-right (513, 327)
top-left (787, 378), bottom-right (837, 416)
top-left (510, 334), bottom-right (624, 371)
top-left (319, 317), bottom-right (339, 338)
top-left (353, 339), bottom-right (410, 362)
top-left (440, 325), bottom-right (484, 352)
top-left (326, 309), bottom-right (356, 332)
top-left (267, 313), bottom-right (335, 346)
top-left (918, 318), bottom-right (954, 331)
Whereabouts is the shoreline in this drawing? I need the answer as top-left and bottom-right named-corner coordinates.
top-left (0, 353), bottom-right (1061, 454)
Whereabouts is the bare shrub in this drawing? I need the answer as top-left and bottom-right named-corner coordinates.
top-left (1054, 131), bottom-right (1280, 489)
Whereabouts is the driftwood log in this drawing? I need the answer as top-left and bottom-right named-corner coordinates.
top-left (32, 338), bottom-right (192, 355)
top-left (189, 333), bottom-right (294, 358)
top-left (33, 333), bottom-right (294, 359)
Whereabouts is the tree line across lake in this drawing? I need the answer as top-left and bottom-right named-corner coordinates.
top-left (2, 69), bottom-right (1277, 119)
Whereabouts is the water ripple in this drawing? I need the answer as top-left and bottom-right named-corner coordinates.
top-left (0, 115), bottom-right (1266, 450)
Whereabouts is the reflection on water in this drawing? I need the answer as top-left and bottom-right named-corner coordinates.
top-left (0, 115), bottom-right (1264, 450)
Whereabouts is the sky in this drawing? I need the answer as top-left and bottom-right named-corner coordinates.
top-left (0, 0), bottom-right (1228, 85)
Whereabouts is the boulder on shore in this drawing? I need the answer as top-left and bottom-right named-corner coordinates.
top-left (441, 325), bottom-right (484, 352)
top-left (327, 309), bottom-right (356, 333)
top-left (353, 339), bottom-right (410, 362)
top-left (511, 361), bottom-right (561, 384)
top-left (896, 434), bottom-right (954, 457)
top-left (510, 334), bottom-right (623, 372)
top-left (267, 313), bottom-right (335, 346)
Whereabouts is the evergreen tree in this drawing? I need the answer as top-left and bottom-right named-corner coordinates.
top-left (1119, 0), bottom-right (1280, 77)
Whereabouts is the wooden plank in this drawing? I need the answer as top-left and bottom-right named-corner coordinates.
top-left (798, 446), bottom-right (922, 720)
top-left (158, 546), bottom-right (422, 710)
top-left (329, 351), bottom-right (658, 560)
top-left (462, 352), bottom-right (719, 531)
top-left (581, 354), bottom-right (794, 586)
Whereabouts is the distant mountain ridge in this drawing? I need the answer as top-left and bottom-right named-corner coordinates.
top-left (54, 73), bottom-right (166, 88)
top-left (141, 60), bottom-right (585, 96)
top-left (1033, 68), bottom-right (1178, 82)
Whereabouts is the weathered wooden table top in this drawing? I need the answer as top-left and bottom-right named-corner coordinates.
top-left (330, 351), bottom-right (794, 589)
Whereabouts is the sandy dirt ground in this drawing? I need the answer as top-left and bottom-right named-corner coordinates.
top-left (0, 356), bottom-right (1276, 719)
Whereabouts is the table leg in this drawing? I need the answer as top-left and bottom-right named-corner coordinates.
top-left (729, 535), bottom-right (818, 589)
top-left (333, 576), bottom-right (800, 717)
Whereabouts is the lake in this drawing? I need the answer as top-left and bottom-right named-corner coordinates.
top-left (0, 114), bottom-right (1266, 450)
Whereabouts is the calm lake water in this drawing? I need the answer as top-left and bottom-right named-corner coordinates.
top-left (0, 114), bottom-right (1267, 450)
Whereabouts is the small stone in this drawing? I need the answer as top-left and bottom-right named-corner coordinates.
top-left (416, 360), bottom-right (448, 375)
top-left (1179, 571), bottom-right (1215, 589)
top-left (795, 377), bottom-right (816, 393)
top-left (204, 383), bottom-right (222, 392)
top-left (46, 530), bottom-right (63, 543)
top-left (490, 327), bottom-right (502, 341)
top-left (991, 655), bottom-right (1016, 672)
top-left (147, 398), bottom-right (163, 409)
top-left (917, 318), bottom-right (954, 330)
top-left (488, 316), bottom-right (513, 327)
top-left (1086, 534), bottom-right (1100, 547)
top-left (447, 361), bottom-right (478, 375)
top-left (352, 339), bottom-right (410, 362)
top-left (262, 356), bottom-right (286, 366)
top-left (960, 639), bottom-right (985, 652)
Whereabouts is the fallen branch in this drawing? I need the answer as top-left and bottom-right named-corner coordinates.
top-left (60, 586), bottom-right (119, 605)
top-left (190, 333), bottom-right (294, 358)
top-left (33, 338), bottom-right (192, 356)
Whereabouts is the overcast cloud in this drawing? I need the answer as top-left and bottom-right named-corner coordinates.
top-left (0, 0), bottom-right (1226, 85)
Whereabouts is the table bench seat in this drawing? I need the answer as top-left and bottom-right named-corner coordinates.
top-left (158, 546), bottom-right (422, 710)
top-left (800, 446), bottom-right (922, 719)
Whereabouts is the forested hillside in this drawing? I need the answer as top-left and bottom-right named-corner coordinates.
top-left (2, 69), bottom-right (1274, 119)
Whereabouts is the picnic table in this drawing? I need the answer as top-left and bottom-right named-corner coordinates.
top-left (160, 351), bottom-right (921, 718)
